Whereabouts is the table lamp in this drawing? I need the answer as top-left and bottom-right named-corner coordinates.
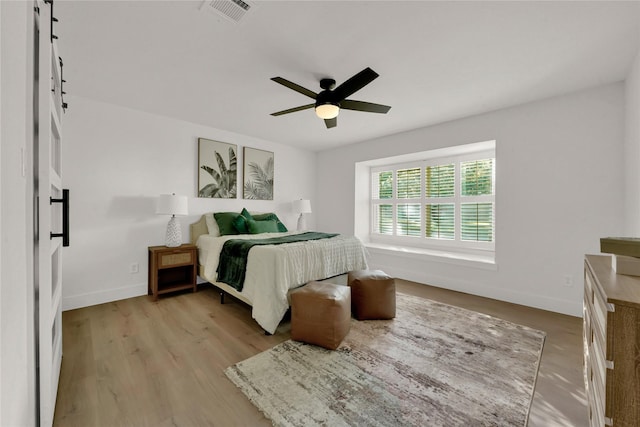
top-left (293, 199), bottom-right (312, 231)
top-left (156, 193), bottom-right (188, 247)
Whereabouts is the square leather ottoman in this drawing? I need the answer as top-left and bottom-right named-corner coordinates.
top-left (348, 270), bottom-right (396, 320)
top-left (290, 281), bottom-right (351, 350)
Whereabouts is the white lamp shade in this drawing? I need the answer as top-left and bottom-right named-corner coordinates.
top-left (294, 199), bottom-right (312, 214)
top-left (156, 194), bottom-right (188, 216)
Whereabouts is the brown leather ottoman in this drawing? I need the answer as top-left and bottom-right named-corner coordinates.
top-left (348, 270), bottom-right (396, 320)
top-left (290, 281), bottom-right (351, 350)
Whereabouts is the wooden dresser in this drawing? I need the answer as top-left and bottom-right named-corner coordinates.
top-left (583, 255), bottom-right (640, 426)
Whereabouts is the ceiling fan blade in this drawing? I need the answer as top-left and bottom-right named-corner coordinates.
top-left (270, 104), bottom-right (315, 116)
top-left (271, 77), bottom-right (317, 100)
top-left (340, 100), bottom-right (391, 114)
top-left (324, 117), bottom-right (337, 129)
top-left (332, 67), bottom-right (379, 101)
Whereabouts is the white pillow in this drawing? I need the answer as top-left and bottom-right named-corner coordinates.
top-left (205, 213), bottom-right (221, 237)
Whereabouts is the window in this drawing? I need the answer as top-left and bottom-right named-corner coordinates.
top-left (371, 144), bottom-right (495, 253)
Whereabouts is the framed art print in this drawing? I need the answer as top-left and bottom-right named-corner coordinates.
top-left (243, 147), bottom-right (274, 200)
top-left (198, 138), bottom-right (237, 198)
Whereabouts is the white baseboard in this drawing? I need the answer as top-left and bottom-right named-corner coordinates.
top-left (370, 261), bottom-right (583, 318)
top-left (62, 282), bottom-right (147, 311)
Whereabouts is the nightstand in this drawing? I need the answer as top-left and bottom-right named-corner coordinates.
top-left (148, 244), bottom-right (197, 301)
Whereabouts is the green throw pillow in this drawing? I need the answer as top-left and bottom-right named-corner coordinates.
top-left (247, 219), bottom-right (279, 234)
top-left (214, 212), bottom-right (240, 236)
top-left (252, 213), bottom-right (288, 232)
top-left (232, 208), bottom-right (254, 234)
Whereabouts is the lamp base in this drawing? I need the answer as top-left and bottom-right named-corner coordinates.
top-left (166, 215), bottom-right (182, 247)
top-left (297, 213), bottom-right (306, 231)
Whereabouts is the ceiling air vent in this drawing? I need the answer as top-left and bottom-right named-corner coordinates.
top-left (200, 0), bottom-right (253, 23)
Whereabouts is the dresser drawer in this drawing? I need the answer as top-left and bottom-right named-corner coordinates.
top-left (586, 272), bottom-right (607, 335)
top-left (587, 378), bottom-right (606, 427)
top-left (583, 294), bottom-right (591, 354)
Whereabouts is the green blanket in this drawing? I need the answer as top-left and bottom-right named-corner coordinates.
top-left (217, 232), bottom-right (339, 291)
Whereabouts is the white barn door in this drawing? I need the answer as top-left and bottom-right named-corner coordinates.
top-left (35, 1), bottom-right (66, 425)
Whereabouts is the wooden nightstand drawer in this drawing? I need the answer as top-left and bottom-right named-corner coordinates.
top-left (159, 251), bottom-right (193, 268)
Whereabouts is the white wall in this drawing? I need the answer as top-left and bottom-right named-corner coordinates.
top-left (317, 84), bottom-right (626, 317)
top-left (0, 1), bottom-right (36, 425)
top-left (624, 47), bottom-right (640, 235)
top-left (61, 96), bottom-right (317, 310)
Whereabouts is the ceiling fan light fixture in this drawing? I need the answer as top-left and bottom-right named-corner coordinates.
top-left (315, 103), bottom-right (340, 119)
top-left (271, 68), bottom-right (390, 128)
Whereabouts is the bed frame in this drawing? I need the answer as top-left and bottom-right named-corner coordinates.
top-left (189, 215), bottom-right (252, 306)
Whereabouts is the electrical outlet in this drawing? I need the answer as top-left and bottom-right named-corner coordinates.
top-left (563, 275), bottom-right (573, 287)
top-left (130, 262), bottom-right (139, 274)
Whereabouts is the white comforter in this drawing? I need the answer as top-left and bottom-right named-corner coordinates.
top-left (196, 231), bottom-right (368, 334)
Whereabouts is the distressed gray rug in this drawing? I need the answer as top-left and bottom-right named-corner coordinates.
top-left (225, 293), bottom-right (545, 427)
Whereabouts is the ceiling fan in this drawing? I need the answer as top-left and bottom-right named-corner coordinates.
top-left (270, 67), bottom-right (391, 129)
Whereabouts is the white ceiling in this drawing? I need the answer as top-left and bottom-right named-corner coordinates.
top-left (56, 1), bottom-right (640, 151)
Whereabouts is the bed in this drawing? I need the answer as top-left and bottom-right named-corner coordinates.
top-left (190, 214), bottom-right (368, 334)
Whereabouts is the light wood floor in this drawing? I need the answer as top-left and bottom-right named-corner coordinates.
top-left (54, 280), bottom-right (587, 426)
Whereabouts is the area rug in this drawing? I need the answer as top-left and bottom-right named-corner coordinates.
top-left (225, 293), bottom-right (546, 427)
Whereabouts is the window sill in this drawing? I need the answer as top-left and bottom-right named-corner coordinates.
top-left (364, 242), bottom-right (497, 271)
